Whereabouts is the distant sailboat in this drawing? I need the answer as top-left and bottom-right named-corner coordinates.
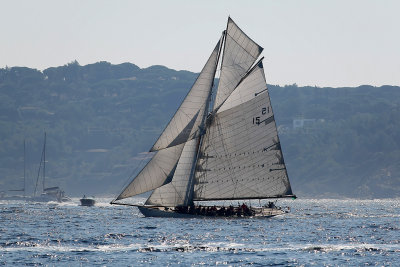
top-left (111, 17), bottom-right (296, 217)
top-left (30, 132), bottom-right (70, 203)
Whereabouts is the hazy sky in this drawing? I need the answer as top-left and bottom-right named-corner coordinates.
top-left (1, 0), bottom-right (399, 87)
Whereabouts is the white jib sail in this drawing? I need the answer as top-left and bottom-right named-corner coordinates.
top-left (150, 39), bottom-right (221, 151)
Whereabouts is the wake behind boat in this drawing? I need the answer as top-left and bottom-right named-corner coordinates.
top-left (111, 17), bottom-right (296, 218)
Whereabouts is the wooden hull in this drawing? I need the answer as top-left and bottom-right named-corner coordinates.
top-left (138, 205), bottom-right (287, 218)
top-left (138, 206), bottom-right (195, 218)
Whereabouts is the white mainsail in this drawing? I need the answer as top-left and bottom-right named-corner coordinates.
top-left (193, 61), bottom-right (293, 200)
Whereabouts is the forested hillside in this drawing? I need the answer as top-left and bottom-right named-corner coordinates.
top-left (1, 61), bottom-right (399, 198)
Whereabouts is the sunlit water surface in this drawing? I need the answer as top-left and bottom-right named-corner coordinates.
top-left (1, 198), bottom-right (399, 266)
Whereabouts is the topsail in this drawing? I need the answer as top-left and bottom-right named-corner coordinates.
top-left (213, 17), bottom-right (263, 110)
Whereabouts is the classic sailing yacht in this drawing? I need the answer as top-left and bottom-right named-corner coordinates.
top-left (111, 17), bottom-right (296, 217)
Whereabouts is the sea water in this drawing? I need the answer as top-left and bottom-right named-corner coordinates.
top-left (0, 198), bottom-right (399, 266)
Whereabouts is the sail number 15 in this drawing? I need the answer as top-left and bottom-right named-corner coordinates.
top-left (252, 107), bottom-right (270, 125)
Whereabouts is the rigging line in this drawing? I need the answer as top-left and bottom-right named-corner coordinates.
top-left (33, 141), bottom-right (45, 197)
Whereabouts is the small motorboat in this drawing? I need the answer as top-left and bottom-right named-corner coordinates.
top-left (80, 195), bottom-right (95, 206)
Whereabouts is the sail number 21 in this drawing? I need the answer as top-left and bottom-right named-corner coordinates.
top-left (252, 107), bottom-right (270, 125)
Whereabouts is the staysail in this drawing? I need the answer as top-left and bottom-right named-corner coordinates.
top-left (193, 61), bottom-right (293, 200)
top-left (145, 138), bottom-right (199, 207)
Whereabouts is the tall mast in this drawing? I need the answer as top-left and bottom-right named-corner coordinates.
top-left (212, 27), bottom-right (228, 111)
top-left (34, 132), bottom-right (46, 196)
top-left (23, 139), bottom-right (26, 197)
top-left (184, 32), bottom-right (225, 205)
top-left (43, 132), bottom-right (46, 191)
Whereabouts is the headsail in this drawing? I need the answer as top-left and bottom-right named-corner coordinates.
top-left (213, 17), bottom-right (263, 110)
top-left (193, 61), bottom-right (294, 200)
top-left (145, 138), bottom-right (198, 207)
top-left (115, 144), bottom-right (184, 200)
top-left (150, 38), bottom-right (222, 151)
top-left (115, 37), bottom-right (222, 201)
